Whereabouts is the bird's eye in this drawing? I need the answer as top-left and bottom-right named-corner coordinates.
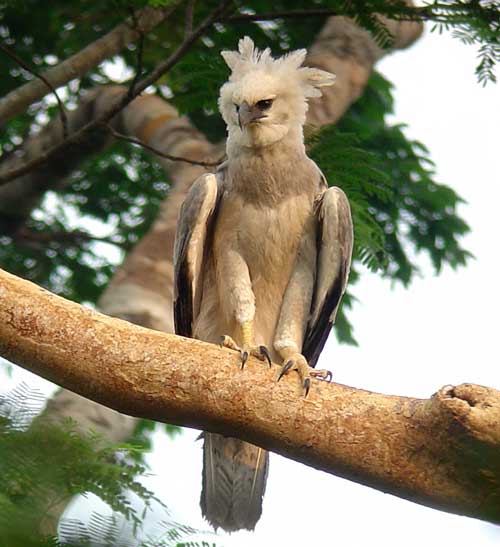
top-left (256, 99), bottom-right (273, 111)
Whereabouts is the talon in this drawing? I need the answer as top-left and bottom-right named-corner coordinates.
top-left (277, 352), bottom-right (329, 394)
top-left (259, 345), bottom-right (272, 368)
top-left (277, 360), bottom-right (293, 382)
top-left (219, 330), bottom-right (271, 371)
top-left (221, 335), bottom-right (241, 352)
top-left (310, 369), bottom-right (333, 382)
top-left (303, 377), bottom-right (310, 397)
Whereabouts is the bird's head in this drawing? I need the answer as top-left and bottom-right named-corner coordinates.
top-left (219, 37), bottom-right (335, 149)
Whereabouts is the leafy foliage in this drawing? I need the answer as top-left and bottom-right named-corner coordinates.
top-left (338, 72), bottom-right (471, 280)
top-left (0, 387), bottom-right (154, 544)
top-left (59, 512), bottom-right (217, 547)
top-left (0, 140), bottom-right (168, 303)
top-left (426, 2), bottom-right (500, 85)
top-left (309, 128), bottom-right (393, 273)
top-left (327, 1), bottom-right (500, 83)
top-left (0, 384), bottom-right (214, 546)
top-left (0, 0), bottom-right (491, 541)
top-left (0, 2), bottom-right (475, 343)
top-left (307, 71), bottom-right (470, 343)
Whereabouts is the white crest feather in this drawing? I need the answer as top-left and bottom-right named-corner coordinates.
top-left (238, 35), bottom-right (255, 61)
top-left (277, 49), bottom-right (307, 70)
top-left (299, 67), bottom-right (336, 98)
top-left (220, 36), bottom-right (335, 97)
top-left (220, 50), bottom-right (239, 70)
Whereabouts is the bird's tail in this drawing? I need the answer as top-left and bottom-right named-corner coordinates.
top-left (200, 432), bottom-right (269, 532)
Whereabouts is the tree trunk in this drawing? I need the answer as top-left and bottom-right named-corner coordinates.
top-left (0, 2), bottom-right (181, 127)
top-left (1, 267), bottom-right (499, 525)
top-left (61, 13), bottom-right (423, 426)
top-left (0, 13), bottom-right (422, 534)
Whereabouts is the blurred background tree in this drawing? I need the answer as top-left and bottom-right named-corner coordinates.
top-left (0, 0), bottom-right (498, 544)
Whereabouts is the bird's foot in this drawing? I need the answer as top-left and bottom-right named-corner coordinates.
top-left (277, 352), bottom-right (332, 396)
top-left (220, 335), bottom-right (272, 369)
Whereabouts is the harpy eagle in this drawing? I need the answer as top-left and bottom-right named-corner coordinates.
top-left (173, 37), bottom-right (353, 532)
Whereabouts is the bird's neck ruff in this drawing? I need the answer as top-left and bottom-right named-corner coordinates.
top-left (227, 123), bottom-right (305, 157)
top-left (225, 127), bottom-right (317, 205)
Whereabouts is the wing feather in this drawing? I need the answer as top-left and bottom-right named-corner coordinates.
top-left (302, 186), bottom-right (353, 367)
top-left (173, 173), bottom-right (221, 337)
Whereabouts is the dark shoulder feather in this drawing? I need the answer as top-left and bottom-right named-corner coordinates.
top-left (173, 173), bottom-right (222, 337)
top-left (174, 240), bottom-right (194, 337)
top-left (302, 187), bottom-right (353, 367)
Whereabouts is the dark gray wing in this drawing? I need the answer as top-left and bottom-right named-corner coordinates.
top-left (302, 186), bottom-right (353, 367)
top-left (173, 173), bottom-right (222, 337)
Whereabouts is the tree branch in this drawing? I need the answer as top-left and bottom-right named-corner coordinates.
top-left (126, 6), bottom-right (146, 100)
top-left (0, 42), bottom-right (69, 139)
top-left (0, 0), bottom-right (232, 187)
top-left (13, 226), bottom-right (129, 251)
top-left (184, 0), bottom-right (196, 38)
top-left (223, 4), bottom-right (494, 24)
top-left (1, 267), bottom-right (499, 525)
top-left (0, 2), bottom-right (182, 127)
top-left (0, 7), bottom-right (426, 535)
top-left (101, 123), bottom-right (222, 167)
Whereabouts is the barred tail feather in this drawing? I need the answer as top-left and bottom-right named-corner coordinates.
top-left (201, 432), bottom-right (269, 532)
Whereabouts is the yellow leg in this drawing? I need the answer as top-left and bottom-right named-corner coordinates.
top-left (241, 320), bottom-right (253, 348)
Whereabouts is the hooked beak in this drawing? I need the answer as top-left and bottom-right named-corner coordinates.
top-left (238, 101), bottom-right (267, 129)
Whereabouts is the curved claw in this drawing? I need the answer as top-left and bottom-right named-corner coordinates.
top-left (277, 360), bottom-right (293, 382)
top-left (303, 377), bottom-right (311, 397)
top-left (220, 335), bottom-right (241, 352)
top-left (311, 369), bottom-right (333, 382)
top-left (259, 345), bottom-right (272, 368)
top-left (241, 350), bottom-right (249, 369)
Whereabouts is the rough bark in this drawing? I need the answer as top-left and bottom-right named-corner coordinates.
top-left (0, 3), bottom-right (181, 128)
top-left (0, 12), bottom-right (423, 531)
top-left (1, 267), bottom-right (499, 525)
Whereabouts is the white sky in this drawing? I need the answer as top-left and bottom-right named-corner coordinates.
top-left (1, 25), bottom-right (499, 547)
